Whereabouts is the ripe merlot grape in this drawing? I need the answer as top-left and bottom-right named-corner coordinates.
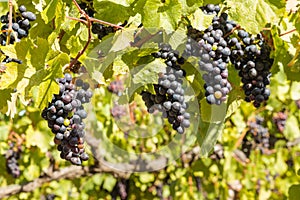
top-left (41, 73), bottom-right (93, 165)
top-left (142, 43), bottom-right (190, 134)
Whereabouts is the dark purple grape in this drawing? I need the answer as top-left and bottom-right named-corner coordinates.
top-left (19, 5), bottom-right (26, 13)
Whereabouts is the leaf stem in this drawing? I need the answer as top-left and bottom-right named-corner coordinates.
top-left (68, 0), bottom-right (93, 70)
top-left (89, 17), bottom-right (124, 29)
top-left (279, 28), bottom-right (297, 37)
top-left (66, 16), bottom-right (87, 25)
top-left (233, 128), bottom-right (248, 149)
top-left (68, 0), bottom-right (123, 70)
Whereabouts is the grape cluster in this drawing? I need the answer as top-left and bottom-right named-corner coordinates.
top-left (185, 13), bottom-right (234, 105)
top-left (200, 4), bottom-right (221, 15)
top-left (229, 30), bottom-right (273, 107)
top-left (5, 143), bottom-right (21, 178)
top-left (209, 143), bottom-right (224, 160)
top-left (242, 116), bottom-right (270, 157)
top-left (92, 21), bottom-right (127, 40)
top-left (273, 111), bottom-right (287, 133)
top-left (108, 80), bottom-right (124, 96)
top-left (296, 99), bottom-right (300, 109)
top-left (111, 103), bottom-right (127, 119)
top-left (111, 179), bottom-right (129, 200)
top-left (92, 23), bottom-right (116, 40)
top-left (78, 1), bottom-right (122, 40)
top-left (0, 5), bottom-right (36, 45)
top-left (142, 44), bottom-right (190, 134)
top-left (186, 5), bottom-right (273, 107)
top-left (45, 194), bottom-right (57, 200)
top-left (78, 1), bottom-right (95, 17)
top-left (41, 73), bottom-right (93, 165)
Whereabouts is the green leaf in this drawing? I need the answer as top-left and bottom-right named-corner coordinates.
top-left (25, 125), bottom-right (52, 153)
top-left (226, 0), bottom-right (286, 34)
top-left (0, 45), bottom-right (17, 58)
top-left (197, 120), bottom-right (224, 156)
top-left (283, 115), bottom-right (300, 140)
top-left (188, 9), bottom-right (214, 31)
top-left (94, 1), bottom-right (134, 24)
top-left (290, 82), bottom-right (300, 100)
top-left (110, 29), bottom-right (135, 52)
top-left (178, 0), bottom-right (203, 14)
top-left (140, 0), bottom-right (182, 33)
top-left (0, 89), bottom-right (13, 114)
top-left (65, 35), bottom-right (84, 58)
top-left (27, 53), bottom-right (68, 109)
top-left (30, 38), bottom-right (49, 70)
top-left (132, 59), bottom-right (166, 85)
top-left (168, 27), bottom-right (187, 50)
top-left (139, 173), bottom-right (155, 183)
top-left (288, 184), bottom-right (300, 200)
top-left (41, 0), bottom-right (59, 24)
top-left (200, 98), bottom-right (227, 123)
top-left (271, 26), bottom-right (300, 81)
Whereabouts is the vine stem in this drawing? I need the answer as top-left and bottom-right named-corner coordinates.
top-left (223, 24), bottom-right (241, 38)
top-left (130, 29), bottom-right (162, 48)
top-left (90, 17), bottom-right (124, 29)
top-left (67, 0), bottom-right (92, 70)
top-left (67, 0), bottom-right (123, 70)
top-left (233, 128), bottom-right (248, 149)
top-left (279, 28), bottom-right (296, 37)
top-left (66, 16), bottom-right (87, 25)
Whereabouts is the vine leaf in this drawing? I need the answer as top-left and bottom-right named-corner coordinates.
top-left (132, 59), bottom-right (166, 85)
top-left (226, 0), bottom-right (286, 34)
top-left (188, 9), bottom-right (214, 31)
top-left (139, 0), bottom-right (183, 34)
top-left (94, 1), bottom-right (134, 24)
top-left (1, 45), bottom-right (16, 58)
top-left (197, 119), bottom-right (225, 156)
top-left (283, 115), bottom-right (300, 140)
top-left (0, 88), bottom-right (13, 114)
top-left (66, 35), bottom-right (84, 58)
top-left (289, 184), bottom-right (300, 200)
top-left (30, 38), bottom-right (49, 70)
top-left (26, 53), bottom-right (68, 110)
top-left (200, 98), bottom-right (227, 123)
top-left (272, 26), bottom-right (300, 81)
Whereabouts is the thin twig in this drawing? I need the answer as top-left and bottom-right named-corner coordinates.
top-left (130, 30), bottom-right (162, 48)
top-left (233, 128), bottom-right (248, 149)
top-left (90, 17), bottom-right (124, 29)
top-left (279, 28), bottom-right (296, 37)
top-left (68, 0), bottom-right (92, 70)
top-left (224, 25), bottom-right (241, 38)
top-left (66, 16), bottom-right (88, 25)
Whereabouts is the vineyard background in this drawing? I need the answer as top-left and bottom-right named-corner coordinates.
top-left (0, 0), bottom-right (300, 199)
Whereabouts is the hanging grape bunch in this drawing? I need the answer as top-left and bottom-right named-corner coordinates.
top-left (186, 3), bottom-right (273, 107)
top-left (185, 13), bottom-right (234, 105)
top-left (0, 5), bottom-right (36, 45)
top-left (5, 143), bottom-right (22, 178)
top-left (41, 73), bottom-right (93, 165)
top-left (141, 43), bottom-right (190, 134)
top-left (229, 30), bottom-right (273, 107)
top-left (107, 79), bottom-right (125, 96)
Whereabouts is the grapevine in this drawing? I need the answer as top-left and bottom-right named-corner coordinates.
top-left (0, 1), bottom-right (299, 199)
